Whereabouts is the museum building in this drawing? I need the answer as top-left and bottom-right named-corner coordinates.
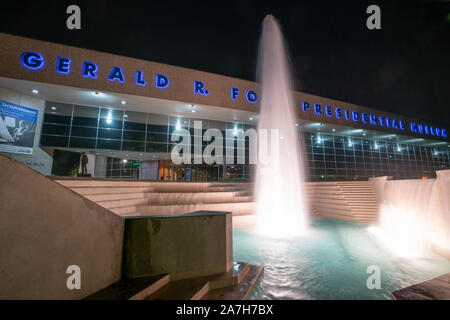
top-left (0, 33), bottom-right (448, 181)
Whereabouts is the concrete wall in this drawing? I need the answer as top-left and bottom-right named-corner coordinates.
top-left (0, 86), bottom-right (53, 175)
top-left (123, 211), bottom-right (233, 281)
top-left (0, 155), bottom-right (124, 299)
top-left (368, 176), bottom-right (393, 204)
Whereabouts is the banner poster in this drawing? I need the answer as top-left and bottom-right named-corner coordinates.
top-left (0, 100), bottom-right (38, 155)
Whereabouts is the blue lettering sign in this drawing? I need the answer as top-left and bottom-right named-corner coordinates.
top-left (410, 122), bottom-right (417, 133)
top-left (362, 112), bottom-right (368, 124)
top-left (335, 107), bottom-right (342, 119)
top-left (378, 116), bottom-right (384, 127)
top-left (392, 119), bottom-right (398, 129)
top-left (302, 101), bottom-right (310, 112)
top-left (436, 127), bottom-right (441, 136)
top-left (136, 70), bottom-right (146, 86)
top-left (344, 109), bottom-right (350, 120)
top-left (442, 129), bottom-right (448, 138)
top-left (155, 74), bottom-right (170, 89)
top-left (108, 67), bottom-right (125, 83)
top-left (417, 124), bottom-right (423, 133)
top-left (369, 114), bottom-right (377, 125)
top-left (21, 51), bottom-right (44, 70)
top-left (246, 90), bottom-right (257, 103)
top-left (82, 62), bottom-right (98, 79)
top-left (194, 80), bottom-right (209, 95)
top-left (56, 57), bottom-right (71, 74)
top-left (352, 111), bottom-right (359, 122)
top-left (325, 105), bottom-right (332, 117)
top-left (399, 120), bottom-right (405, 130)
top-left (429, 126), bottom-right (435, 136)
top-left (231, 87), bottom-right (239, 100)
top-left (314, 104), bottom-right (322, 115)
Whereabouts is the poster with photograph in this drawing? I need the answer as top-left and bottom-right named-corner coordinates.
top-left (0, 100), bottom-right (38, 155)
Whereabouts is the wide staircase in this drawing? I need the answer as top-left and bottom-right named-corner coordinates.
top-left (54, 180), bottom-right (255, 217)
top-left (55, 179), bottom-right (379, 222)
top-left (305, 181), bottom-right (379, 222)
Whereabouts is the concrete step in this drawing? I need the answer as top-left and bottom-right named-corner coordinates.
top-left (320, 213), bottom-right (358, 222)
top-left (85, 274), bottom-right (170, 300)
top-left (134, 202), bottom-right (255, 216)
top-left (145, 275), bottom-right (213, 300)
top-left (144, 192), bottom-right (251, 205)
top-left (314, 203), bottom-right (351, 210)
top-left (314, 207), bottom-right (353, 215)
top-left (306, 195), bottom-right (345, 202)
top-left (202, 264), bottom-right (264, 300)
top-left (98, 198), bottom-right (149, 209)
top-left (353, 214), bottom-right (378, 219)
top-left (145, 262), bottom-right (257, 300)
top-left (111, 206), bottom-right (137, 215)
top-left (55, 180), bottom-right (153, 188)
top-left (207, 186), bottom-right (242, 193)
top-left (85, 193), bottom-right (147, 202)
top-left (305, 189), bottom-right (342, 195)
top-left (70, 187), bottom-right (154, 195)
top-left (345, 199), bottom-right (378, 203)
top-left (309, 198), bottom-right (347, 205)
top-left (347, 206), bottom-right (378, 211)
top-left (342, 195), bottom-right (375, 199)
top-left (339, 187), bottom-right (373, 190)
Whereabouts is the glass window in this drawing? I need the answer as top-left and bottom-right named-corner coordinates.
top-left (124, 111), bottom-right (147, 131)
top-left (41, 123), bottom-right (70, 136)
top-left (40, 135), bottom-right (68, 147)
top-left (98, 128), bottom-right (122, 140)
top-left (97, 139), bottom-right (121, 150)
top-left (44, 102), bottom-right (73, 125)
top-left (147, 132), bottom-right (168, 143)
top-left (123, 130), bottom-right (145, 141)
top-left (99, 108), bottom-right (123, 129)
top-left (71, 126), bottom-right (97, 138)
top-left (146, 143), bottom-right (168, 153)
top-left (69, 137), bottom-right (96, 149)
top-left (147, 113), bottom-right (168, 132)
top-left (72, 105), bottom-right (98, 127)
top-left (122, 140), bottom-right (145, 152)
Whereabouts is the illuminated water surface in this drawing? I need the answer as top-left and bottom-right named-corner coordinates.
top-left (233, 218), bottom-right (450, 300)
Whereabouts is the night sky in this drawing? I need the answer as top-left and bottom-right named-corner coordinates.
top-left (1, 0), bottom-right (449, 126)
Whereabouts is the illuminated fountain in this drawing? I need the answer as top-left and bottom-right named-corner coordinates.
top-left (254, 15), bottom-right (309, 238)
top-left (369, 172), bottom-right (450, 259)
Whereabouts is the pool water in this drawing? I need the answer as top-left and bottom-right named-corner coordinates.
top-left (233, 218), bottom-right (450, 300)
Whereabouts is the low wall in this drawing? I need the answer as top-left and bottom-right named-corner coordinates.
top-left (0, 155), bottom-right (124, 299)
top-left (123, 211), bottom-right (233, 281)
top-left (368, 176), bottom-right (393, 205)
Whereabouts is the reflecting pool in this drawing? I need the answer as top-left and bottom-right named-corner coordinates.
top-left (233, 218), bottom-right (450, 300)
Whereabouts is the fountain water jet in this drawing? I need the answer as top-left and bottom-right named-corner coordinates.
top-left (254, 15), bottom-right (309, 238)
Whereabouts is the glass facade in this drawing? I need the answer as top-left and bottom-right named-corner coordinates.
top-left (41, 101), bottom-right (450, 181)
top-left (304, 133), bottom-right (449, 181)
